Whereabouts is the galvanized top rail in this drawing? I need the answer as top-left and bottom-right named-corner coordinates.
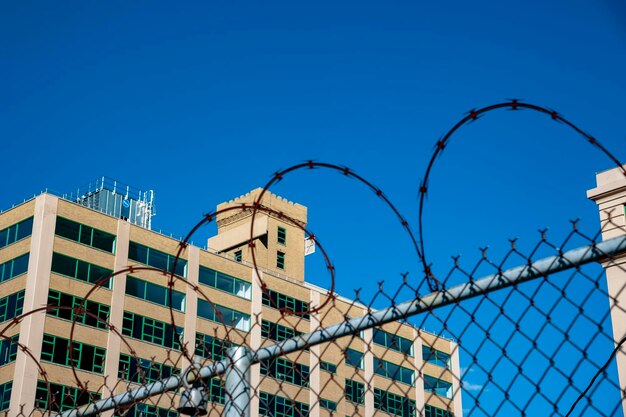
top-left (57, 234), bottom-right (626, 417)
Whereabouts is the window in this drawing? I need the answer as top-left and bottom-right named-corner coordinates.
top-left (35, 381), bottom-right (100, 412)
top-left (425, 405), bottom-right (453, 417)
top-left (424, 375), bottom-right (453, 399)
top-left (118, 354), bottom-right (180, 383)
top-left (195, 333), bottom-right (234, 361)
top-left (422, 346), bottom-right (451, 369)
top-left (259, 392), bottom-right (309, 417)
top-left (123, 403), bottom-right (179, 417)
top-left (345, 348), bottom-right (364, 369)
top-left (374, 387), bottom-right (416, 417)
top-left (344, 379), bottom-right (365, 404)
top-left (51, 253), bottom-right (112, 288)
top-left (0, 381), bottom-right (11, 411)
top-left (374, 357), bottom-right (414, 385)
top-left (320, 361), bottom-right (337, 374)
top-left (47, 290), bottom-right (110, 330)
top-left (262, 288), bottom-right (310, 320)
top-left (261, 320), bottom-right (301, 342)
top-left (260, 357), bottom-right (310, 387)
top-left (128, 242), bottom-right (187, 277)
top-left (198, 266), bottom-right (251, 299)
top-left (277, 251), bottom-right (285, 269)
top-left (208, 378), bottom-right (226, 405)
top-left (41, 334), bottom-right (106, 374)
top-left (320, 399), bottom-right (337, 411)
top-left (55, 217), bottom-right (116, 253)
top-left (122, 311), bottom-right (182, 349)
top-left (0, 336), bottom-right (17, 366)
top-left (0, 253), bottom-right (29, 284)
top-left (0, 217), bottom-right (33, 250)
top-left (373, 328), bottom-right (413, 356)
top-left (277, 226), bottom-right (286, 245)
top-left (197, 299), bottom-right (251, 331)
top-left (125, 276), bottom-right (185, 311)
top-left (234, 250), bottom-right (242, 262)
top-left (0, 290), bottom-right (25, 323)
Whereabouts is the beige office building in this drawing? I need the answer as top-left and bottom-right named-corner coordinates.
top-left (0, 181), bottom-right (462, 417)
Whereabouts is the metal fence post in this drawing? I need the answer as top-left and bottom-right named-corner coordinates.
top-left (225, 346), bottom-right (252, 417)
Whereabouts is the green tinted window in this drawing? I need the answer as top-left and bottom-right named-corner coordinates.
top-left (55, 217), bottom-right (116, 253)
top-left (125, 276), bottom-right (185, 311)
top-left (41, 334), bottom-right (106, 374)
top-left (0, 253), bottom-right (29, 283)
top-left (35, 381), bottom-right (100, 412)
top-left (47, 290), bottom-right (110, 330)
top-left (128, 242), bottom-right (187, 277)
top-left (259, 392), bottom-right (309, 417)
top-left (0, 217), bottom-right (33, 250)
top-left (51, 253), bottom-right (112, 288)
top-left (374, 357), bottom-right (414, 385)
top-left (118, 354), bottom-right (180, 383)
top-left (262, 288), bottom-right (309, 320)
top-left (345, 379), bottom-right (365, 404)
top-left (0, 381), bottom-right (11, 411)
top-left (0, 290), bottom-right (25, 323)
top-left (260, 357), bottom-right (309, 387)
top-left (198, 266), bottom-right (251, 299)
top-left (374, 387), bottom-right (416, 417)
top-left (197, 299), bottom-right (250, 331)
top-left (122, 311), bottom-right (182, 349)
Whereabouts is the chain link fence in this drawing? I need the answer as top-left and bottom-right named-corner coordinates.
top-left (1, 100), bottom-right (625, 417)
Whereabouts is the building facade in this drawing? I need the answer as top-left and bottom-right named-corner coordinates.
top-left (0, 187), bottom-right (462, 417)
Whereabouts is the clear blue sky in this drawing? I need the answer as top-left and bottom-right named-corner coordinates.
top-left (2, 1), bottom-right (626, 416)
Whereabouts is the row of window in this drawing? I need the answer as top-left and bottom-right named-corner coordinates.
top-left (118, 353), bottom-right (180, 383)
top-left (260, 357), bottom-right (310, 387)
top-left (0, 336), bottom-right (17, 367)
top-left (373, 328), bottom-right (414, 356)
top-left (41, 334), bottom-right (106, 374)
top-left (0, 253), bottom-right (29, 284)
top-left (197, 299), bottom-right (251, 331)
top-left (47, 290), bottom-right (110, 330)
top-left (259, 391), bottom-right (309, 417)
top-left (345, 378), bottom-right (365, 404)
top-left (124, 403), bottom-right (179, 417)
top-left (374, 387), bottom-right (417, 417)
top-left (422, 346), bottom-right (451, 369)
top-left (0, 217), bottom-right (33, 250)
top-left (35, 381), bottom-right (100, 412)
top-left (424, 375), bottom-right (453, 399)
top-left (55, 217), bottom-right (116, 253)
top-left (345, 348), bottom-right (364, 369)
top-left (0, 290), bottom-right (24, 323)
top-left (0, 381), bottom-right (10, 411)
top-left (261, 319), bottom-right (301, 342)
top-left (262, 288), bottom-right (309, 320)
top-left (374, 357), bottom-right (415, 385)
top-left (320, 398), bottom-right (337, 411)
top-left (128, 242), bottom-right (187, 277)
top-left (199, 266), bottom-right (252, 300)
top-left (51, 252), bottom-right (112, 288)
top-left (320, 361), bottom-right (337, 373)
top-left (122, 311), bottom-right (182, 350)
top-left (195, 333), bottom-right (235, 361)
top-left (425, 405), bottom-right (454, 417)
top-left (126, 276), bottom-right (186, 312)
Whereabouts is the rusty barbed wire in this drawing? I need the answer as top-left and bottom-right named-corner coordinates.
top-left (1, 100), bottom-right (625, 417)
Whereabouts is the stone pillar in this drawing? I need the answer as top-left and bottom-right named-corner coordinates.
top-left (10, 194), bottom-right (58, 416)
top-left (588, 166), bottom-right (626, 417)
